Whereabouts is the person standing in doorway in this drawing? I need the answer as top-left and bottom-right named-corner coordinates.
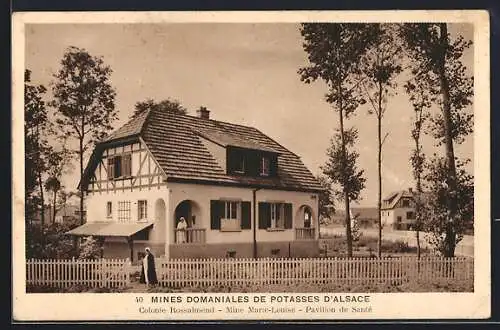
top-left (176, 217), bottom-right (187, 243)
top-left (139, 247), bottom-right (158, 288)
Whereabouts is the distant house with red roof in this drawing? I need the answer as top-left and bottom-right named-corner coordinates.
top-left (67, 107), bottom-right (323, 261)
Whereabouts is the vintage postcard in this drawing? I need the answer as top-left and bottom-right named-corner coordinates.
top-left (12, 10), bottom-right (490, 321)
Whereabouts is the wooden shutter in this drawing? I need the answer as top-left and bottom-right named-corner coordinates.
top-left (210, 200), bottom-right (224, 230)
top-left (107, 157), bottom-right (115, 179)
top-left (284, 203), bottom-right (293, 229)
top-left (122, 154), bottom-right (132, 177)
top-left (114, 155), bottom-right (122, 177)
top-left (241, 201), bottom-right (251, 230)
top-left (258, 202), bottom-right (270, 229)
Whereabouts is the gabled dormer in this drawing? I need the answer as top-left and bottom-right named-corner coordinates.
top-left (194, 126), bottom-right (280, 178)
top-left (226, 147), bottom-right (278, 177)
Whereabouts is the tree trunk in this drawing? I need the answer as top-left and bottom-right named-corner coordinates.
top-left (79, 137), bottom-right (85, 225)
top-left (52, 189), bottom-right (57, 224)
top-left (37, 171), bottom-right (45, 249)
top-left (415, 143), bottom-right (422, 260)
top-left (338, 84), bottom-right (353, 258)
top-left (438, 23), bottom-right (458, 258)
top-left (377, 81), bottom-right (383, 259)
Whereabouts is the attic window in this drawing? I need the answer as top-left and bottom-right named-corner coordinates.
top-left (235, 157), bottom-right (245, 173)
top-left (107, 154), bottom-right (132, 179)
top-left (260, 156), bottom-right (270, 176)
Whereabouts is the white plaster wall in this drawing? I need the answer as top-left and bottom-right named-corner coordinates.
top-left (85, 186), bottom-right (169, 244)
top-left (167, 182), bottom-right (319, 244)
top-left (392, 207), bottom-right (415, 223)
top-left (381, 210), bottom-right (392, 226)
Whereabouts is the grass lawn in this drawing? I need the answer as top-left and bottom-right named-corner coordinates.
top-left (319, 234), bottom-right (430, 258)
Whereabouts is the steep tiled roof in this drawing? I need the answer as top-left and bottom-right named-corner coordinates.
top-left (195, 127), bottom-right (280, 153)
top-left (104, 110), bottom-right (150, 142)
top-left (94, 109), bottom-right (322, 192)
top-left (381, 190), bottom-right (415, 210)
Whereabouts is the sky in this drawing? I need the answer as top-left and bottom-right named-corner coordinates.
top-left (24, 23), bottom-right (474, 207)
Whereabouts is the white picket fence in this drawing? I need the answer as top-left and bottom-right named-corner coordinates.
top-left (26, 258), bottom-right (130, 288)
top-left (155, 256), bottom-right (474, 287)
top-left (26, 256), bottom-right (473, 289)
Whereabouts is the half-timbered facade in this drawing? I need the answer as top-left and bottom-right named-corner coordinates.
top-left (68, 107), bottom-right (323, 261)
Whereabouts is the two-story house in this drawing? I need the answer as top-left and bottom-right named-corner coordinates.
top-left (380, 189), bottom-right (416, 230)
top-left (67, 107), bottom-right (323, 261)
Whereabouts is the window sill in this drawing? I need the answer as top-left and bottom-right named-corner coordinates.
top-left (112, 176), bottom-right (133, 181)
top-left (220, 228), bottom-right (242, 232)
top-left (266, 228), bottom-right (286, 232)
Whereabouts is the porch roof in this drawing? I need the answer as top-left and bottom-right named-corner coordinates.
top-left (66, 222), bottom-right (153, 237)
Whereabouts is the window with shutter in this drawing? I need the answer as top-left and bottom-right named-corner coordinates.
top-left (114, 155), bottom-right (122, 177)
top-left (221, 201), bottom-right (241, 231)
top-left (122, 154), bottom-right (132, 177)
top-left (107, 157), bottom-right (115, 179)
top-left (270, 203), bottom-right (284, 229)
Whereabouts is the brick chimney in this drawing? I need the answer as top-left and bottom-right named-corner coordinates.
top-left (197, 106), bottom-right (210, 119)
top-left (408, 187), bottom-right (413, 194)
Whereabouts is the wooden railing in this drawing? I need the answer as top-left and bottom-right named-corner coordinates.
top-left (174, 228), bottom-right (206, 244)
top-left (295, 227), bottom-right (316, 240)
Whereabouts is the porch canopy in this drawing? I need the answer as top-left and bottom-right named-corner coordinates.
top-left (66, 222), bottom-right (153, 237)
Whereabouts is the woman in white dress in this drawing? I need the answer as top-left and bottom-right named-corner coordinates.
top-left (176, 217), bottom-right (187, 243)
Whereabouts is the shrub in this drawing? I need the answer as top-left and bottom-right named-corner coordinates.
top-left (78, 236), bottom-right (102, 260)
top-left (26, 220), bottom-right (80, 259)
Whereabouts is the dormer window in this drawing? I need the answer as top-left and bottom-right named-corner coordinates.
top-left (260, 157), bottom-right (270, 176)
top-left (227, 147), bottom-right (277, 177)
top-left (107, 153), bottom-right (132, 179)
top-left (234, 156), bottom-right (245, 174)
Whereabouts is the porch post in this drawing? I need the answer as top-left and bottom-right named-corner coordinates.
top-left (127, 236), bottom-right (134, 262)
top-left (164, 188), bottom-right (172, 259)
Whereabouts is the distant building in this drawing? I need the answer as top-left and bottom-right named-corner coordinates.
top-left (381, 189), bottom-right (416, 230)
top-left (350, 207), bottom-right (379, 227)
top-left (31, 204), bottom-right (85, 226)
top-left (54, 204), bottom-right (81, 224)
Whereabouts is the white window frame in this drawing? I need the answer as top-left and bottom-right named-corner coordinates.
top-left (260, 156), bottom-right (270, 176)
top-left (270, 203), bottom-right (284, 229)
top-left (138, 200), bottom-right (148, 221)
top-left (220, 200), bottom-right (241, 231)
top-left (234, 157), bottom-right (245, 174)
top-left (118, 201), bottom-right (131, 223)
top-left (106, 201), bottom-right (112, 219)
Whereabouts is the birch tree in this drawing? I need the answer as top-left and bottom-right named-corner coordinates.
top-left (359, 24), bottom-right (403, 258)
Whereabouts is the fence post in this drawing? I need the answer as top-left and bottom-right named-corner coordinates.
top-left (126, 258), bottom-right (131, 287)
